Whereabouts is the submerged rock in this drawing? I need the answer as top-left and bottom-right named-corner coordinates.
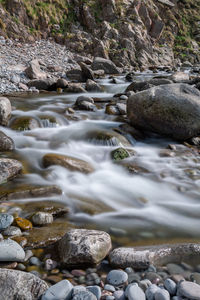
top-left (111, 148), bottom-right (130, 161)
top-left (9, 116), bottom-right (40, 131)
top-left (57, 229), bottom-right (112, 266)
top-left (0, 97), bottom-right (12, 126)
top-left (0, 131), bottom-right (14, 151)
top-left (43, 153), bottom-right (94, 174)
top-left (32, 212), bottom-right (54, 226)
top-left (0, 158), bottom-right (22, 184)
top-left (127, 84), bottom-right (200, 140)
top-left (0, 268), bottom-right (48, 299)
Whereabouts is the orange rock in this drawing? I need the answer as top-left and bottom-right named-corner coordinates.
top-left (15, 217), bottom-right (32, 230)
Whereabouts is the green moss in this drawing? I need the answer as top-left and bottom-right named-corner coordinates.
top-left (111, 147), bottom-right (129, 161)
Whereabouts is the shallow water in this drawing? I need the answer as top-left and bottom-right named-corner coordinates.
top-left (1, 72), bottom-right (200, 246)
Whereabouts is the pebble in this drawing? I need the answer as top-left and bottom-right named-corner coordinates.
top-left (126, 283), bottom-right (146, 300)
top-left (45, 259), bottom-right (57, 271)
top-left (0, 213), bottom-right (13, 230)
top-left (128, 272), bottom-right (141, 283)
top-left (87, 286), bottom-right (101, 300)
top-left (17, 263), bottom-right (26, 271)
top-left (106, 270), bottom-right (128, 286)
top-left (15, 217), bottom-right (32, 230)
top-left (0, 239), bottom-right (25, 261)
top-left (139, 279), bottom-right (152, 292)
top-left (104, 284), bottom-right (116, 292)
top-left (2, 226), bottom-right (22, 236)
top-left (24, 250), bottom-right (33, 261)
top-left (178, 280), bottom-right (200, 299)
top-left (145, 284), bottom-right (160, 300)
top-left (167, 263), bottom-right (184, 275)
top-left (42, 279), bottom-right (73, 300)
top-left (164, 278), bottom-right (177, 295)
top-left (29, 256), bottom-right (41, 266)
top-left (154, 289), bottom-right (170, 300)
top-left (32, 212), bottom-right (54, 225)
top-left (113, 290), bottom-right (126, 300)
top-left (72, 290), bottom-right (97, 300)
top-left (106, 296), bottom-right (115, 300)
top-left (72, 286), bottom-right (87, 296)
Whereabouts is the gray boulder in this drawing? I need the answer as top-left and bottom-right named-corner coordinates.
top-left (86, 79), bottom-right (102, 92)
top-left (127, 84), bottom-right (200, 140)
top-left (80, 62), bottom-right (95, 81)
top-left (0, 131), bottom-right (14, 151)
top-left (0, 268), bottom-right (48, 299)
top-left (0, 158), bottom-right (22, 184)
top-left (25, 59), bottom-right (47, 80)
top-left (0, 97), bottom-right (11, 126)
top-left (57, 229), bottom-right (112, 266)
top-left (91, 57), bottom-right (120, 74)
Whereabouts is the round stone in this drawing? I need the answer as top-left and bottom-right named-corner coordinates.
top-left (126, 284), bottom-right (145, 300)
top-left (72, 286), bottom-right (87, 296)
top-left (15, 217), bottom-right (32, 230)
top-left (113, 290), bottom-right (125, 300)
top-left (2, 226), bottom-right (22, 237)
top-left (164, 278), bottom-right (177, 295)
top-left (139, 279), bottom-right (152, 292)
top-left (86, 286), bottom-right (101, 300)
top-left (178, 280), bottom-right (200, 299)
top-left (106, 296), bottom-right (114, 300)
top-left (145, 284), bottom-right (160, 300)
top-left (106, 270), bottom-right (128, 286)
top-left (155, 289), bottom-right (170, 300)
top-left (72, 290), bottom-right (97, 300)
top-left (0, 213), bottom-right (13, 230)
top-left (0, 239), bottom-right (25, 261)
top-left (32, 212), bottom-right (53, 225)
top-left (42, 279), bottom-right (73, 300)
top-left (29, 257), bottom-right (41, 266)
top-left (104, 284), bottom-right (115, 292)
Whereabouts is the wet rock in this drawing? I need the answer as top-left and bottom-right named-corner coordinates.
top-left (9, 116), bottom-right (40, 131)
top-left (2, 226), bottom-right (22, 237)
top-left (111, 147), bottom-right (130, 161)
top-left (15, 217), bottom-right (32, 231)
top-left (80, 62), bottom-right (95, 81)
top-left (65, 83), bottom-right (87, 93)
top-left (107, 270), bottom-right (128, 286)
top-left (116, 104), bottom-right (126, 116)
top-left (91, 57), bottom-right (119, 74)
top-left (43, 153), bottom-right (94, 174)
top-left (0, 213), bottom-right (13, 230)
top-left (27, 78), bottom-right (56, 90)
top-left (126, 81), bottom-right (154, 93)
top-left (26, 221), bottom-right (70, 248)
top-left (149, 78), bottom-right (173, 85)
top-left (57, 229), bottom-right (112, 266)
top-left (0, 158), bottom-right (22, 184)
top-left (66, 69), bottom-right (83, 82)
top-left (0, 131), bottom-right (14, 151)
top-left (105, 104), bottom-right (120, 115)
top-left (0, 268), bottom-right (48, 299)
top-left (74, 96), bottom-right (97, 111)
top-left (86, 79), bottom-right (102, 92)
top-left (42, 279), bottom-right (73, 300)
top-left (0, 239), bottom-right (25, 261)
top-left (0, 97), bottom-right (12, 126)
top-left (178, 281), bottom-right (200, 299)
top-left (25, 59), bottom-right (47, 80)
top-left (169, 71), bottom-right (190, 83)
top-left (127, 84), bottom-right (200, 140)
top-left (88, 130), bottom-right (132, 147)
top-left (32, 212), bottom-right (54, 226)
top-left (56, 78), bottom-right (68, 88)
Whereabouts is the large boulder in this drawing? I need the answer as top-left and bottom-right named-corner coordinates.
top-left (91, 57), bottom-right (120, 74)
top-left (0, 158), bottom-right (22, 184)
top-left (0, 97), bottom-right (12, 126)
top-left (57, 229), bottom-right (112, 266)
top-left (25, 59), bottom-right (47, 80)
top-left (0, 268), bottom-right (48, 299)
top-left (127, 84), bottom-right (200, 140)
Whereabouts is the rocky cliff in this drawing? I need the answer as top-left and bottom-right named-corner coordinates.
top-left (0, 0), bottom-right (200, 69)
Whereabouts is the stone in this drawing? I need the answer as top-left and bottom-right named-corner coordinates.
top-left (145, 284), bottom-right (160, 300)
top-left (139, 279), bottom-right (152, 292)
top-left (149, 78), bottom-right (173, 86)
top-left (157, 0), bottom-right (175, 7)
top-left (126, 284), bottom-right (145, 300)
top-left (86, 79), bottom-right (102, 92)
top-left (113, 290), bottom-right (125, 300)
top-left (2, 226), bottom-right (22, 236)
top-left (29, 256), bottom-right (41, 266)
top-left (91, 57), bottom-right (119, 74)
top-left (72, 286), bottom-right (87, 296)
top-left (0, 268), bottom-right (48, 299)
top-left (72, 290), bottom-right (97, 300)
top-left (25, 59), bottom-right (47, 80)
top-left (167, 263), bottom-right (184, 275)
top-left (178, 281), bottom-right (200, 299)
top-left (0, 97), bottom-right (12, 126)
top-left (27, 78), bottom-right (56, 90)
top-left (56, 78), bottom-right (68, 88)
top-left (0, 239), bottom-right (25, 261)
top-left (57, 229), bottom-right (112, 266)
top-left (155, 289), bottom-right (170, 300)
top-left (107, 270), bottom-right (128, 286)
top-left (0, 213), bottom-right (13, 230)
top-left (32, 212), bottom-right (53, 225)
top-left (104, 284), bottom-right (116, 292)
top-left (43, 153), bottom-right (94, 174)
top-left (0, 131), bottom-right (14, 151)
top-left (111, 148), bottom-right (130, 161)
top-left (169, 72), bottom-right (189, 83)
top-left (126, 81), bottom-right (154, 93)
top-left (10, 116), bottom-right (40, 131)
top-left (42, 279), bottom-right (73, 300)
top-left (65, 83), bottom-right (87, 93)
top-left (66, 69), bottom-right (83, 82)
top-left (0, 158), bottom-right (22, 184)
top-left (80, 62), bottom-right (95, 81)
top-left (105, 104), bottom-right (120, 115)
top-left (15, 217), bottom-right (32, 230)
top-left (127, 84), bottom-right (200, 140)
top-left (74, 96), bottom-right (97, 111)
top-left (87, 286), bottom-right (101, 300)
top-left (164, 278), bottom-right (177, 295)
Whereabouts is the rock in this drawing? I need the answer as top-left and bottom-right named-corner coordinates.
top-left (113, 290), bottom-right (125, 300)
top-left (164, 278), bottom-right (177, 295)
top-left (57, 229), bottom-right (112, 266)
top-left (65, 83), bottom-right (87, 93)
top-left (104, 284), bottom-right (116, 292)
top-left (0, 268), bottom-right (48, 299)
top-left (86, 79), bottom-right (102, 92)
top-left (126, 284), bottom-right (146, 300)
top-left (155, 289), bottom-right (170, 300)
top-left (56, 78), bottom-right (68, 88)
top-left (107, 270), bottom-right (128, 286)
top-left (127, 84), bottom-right (200, 140)
top-left (15, 217), bottom-right (32, 230)
top-left (139, 280), bottom-right (152, 292)
top-left (149, 78), bottom-right (173, 85)
top-left (43, 153), bottom-right (94, 174)
top-left (91, 57), bottom-right (120, 74)
top-left (74, 96), bottom-right (97, 111)
top-left (105, 104), bottom-right (120, 115)
top-left (167, 263), bottom-right (184, 275)
top-left (42, 279), bottom-right (73, 300)
top-left (157, 0), bottom-right (175, 7)
top-left (87, 130), bottom-right (132, 147)
top-left (80, 62), bottom-right (95, 81)
top-left (169, 72), bottom-right (190, 83)
top-left (87, 286), bottom-right (101, 300)
top-left (27, 78), bottom-right (56, 90)
top-left (72, 290), bottom-right (97, 300)
top-left (111, 148), bottom-right (130, 161)
top-left (32, 212), bottom-right (54, 226)
top-left (25, 59), bottom-right (47, 80)
top-left (109, 243), bottom-right (200, 269)
top-left (0, 97), bottom-right (12, 126)
top-left (9, 116), bottom-right (40, 131)
top-left (145, 284), bottom-right (160, 300)
top-left (66, 69), bottom-right (83, 82)
top-left (2, 226), bottom-right (22, 237)
top-left (0, 239), bottom-right (25, 261)
top-left (116, 103), bottom-right (127, 115)
top-left (29, 256), bottom-right (41, 266)
top-left (126, 81), bottom-right (154, 93)
top-left (72, 286), bottom-right (87, 296)
top-left (0, 131), bottom-right (14, 151)
top-left (178, 281), bottom-right (200, 299)
top-left (0, 158), bottom-right (22, 184)
top-left (0, 213), bottom-right (13, 230)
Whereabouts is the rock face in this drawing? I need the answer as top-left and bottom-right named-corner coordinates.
top-left (0, 97), bottom-right (12, 126)
top-left (0, 158), bottom-right (22, 184)
top-left (0, 268), bottom-right (48, 299)
top-left (57, 229), bottom-right (112, 266)
top-left (91, 57), bottom-right (120, 74)
top-left (127, 84), bottom-right (200, 140)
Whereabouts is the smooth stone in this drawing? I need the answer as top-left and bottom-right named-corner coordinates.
top-left (107, 270), bottom-right (128, 286)
top-left (29, 256), bottom-right (41, 266)
top-left (0, 239), bottom-right (25, 262)
top-left (72, 286), bottom-right (87, 296)
top-left (167, 263), bottom-right (184, 275)
top-left (15, 217), bottom-right (32, 230)
top-left (164, 278), bottom-right (177, 295)
top-left (72, 290), bottom-right (97, 300)
top-left (42, 279), bottom-right (73, 300)
top-left (139, 279), bottom-right (152, 292)
top-left (57, 229), bottom-right (112, 266)
top-left (104, 284), bottom-right (116, 292)
top-left (126, 284), bottom-right (146, 300)
top-left (113, 290), bottom-right (126, 300)
top-left (0, 213), bottom-right (13, 230)
top-left (32, 212), bottom-right (53, 225)
top-left (145, 284), bottom-right (160, 300)
top-left (0, 159), bottom-right (22, 184)
top-left (10, 116), bottom-right (40, 131)
top-left (2, 226), bottom-right (22, 236)
top-left (87, 286), bottom-right (101, 300)
top-left (178, 280), bottom-right (200, 299)
top-left (0, 97), bottom-right (12, 126)
top-left (106, 296), bottom-right (115, 300)
top-left (128, 272), bottom-right (141, 283)
top-left (0, 268), bottom-right (48, 299)
top-left (155, 289), bottom-right (170, 300)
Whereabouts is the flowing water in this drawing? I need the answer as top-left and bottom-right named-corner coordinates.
top-left (1, 72), bottom-right (200, 246)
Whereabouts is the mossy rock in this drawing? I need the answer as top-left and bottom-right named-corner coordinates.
top-left (111, 147), bottom-right (130, 161)
top-left (9, 116), bottom-right (40, 131)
